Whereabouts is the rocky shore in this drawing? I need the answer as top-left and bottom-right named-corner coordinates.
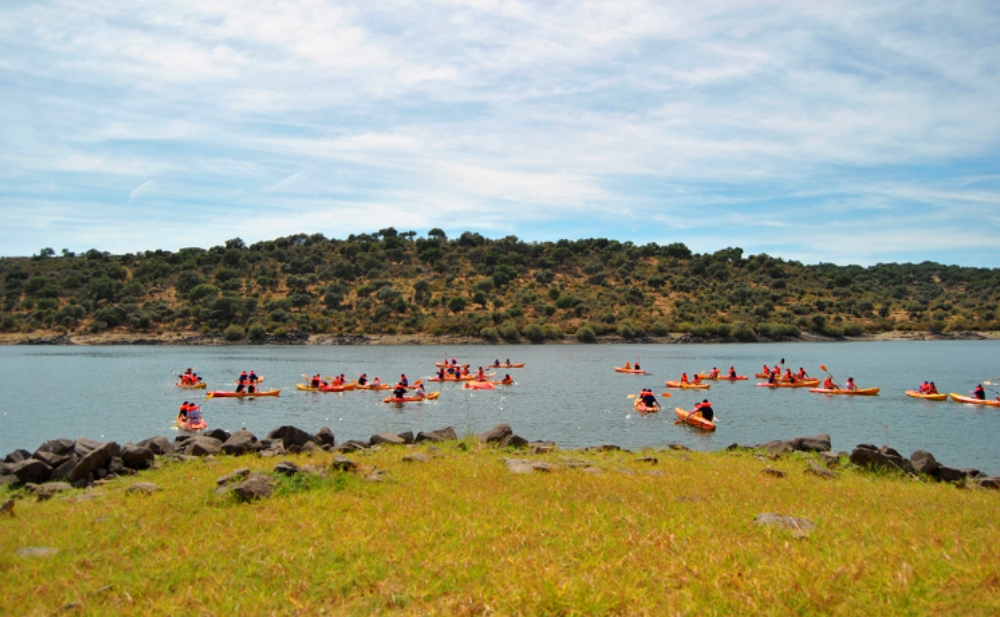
top-left (3, 425), bottom-right (999, 506)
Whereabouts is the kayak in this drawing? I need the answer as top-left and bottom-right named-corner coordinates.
top-left (615, 367), bottom-right (646, 374)
top-left (488, 363), bottom-right (525, 369)
top-left (206, 389), bottom-right (280, 398)
top-left (808, 387), bottom-right (880, 396)
top-left (697, 374), bottom-right (748, 381)
top-left (493, 380), bottom-right (515, 386)
top-left (633, 398), bottom-right (660, 413)
top-left (435, 362), bottom-right (469, 368)
top-left (176, 382), bottom-right (207, 389)
top-left (176, 416), bottom-right (207, 432)
top-left (949, 393), bottom-right (1000, 407)
top-left (429, 375), bottom-right (474, 382)
top-left (906, 390), bottom-right (946, 401)
top-left (463, 381), bottom-right (496, 390)
top-left (675, 407), bottom-right (716, 431)
top-left (352, 383), bottom-right (391, 390)
top-left (665, 381), bottom-right (710, 390)
top-left (382, 391), bottom-right (441, 403)
top-left (756, 379), bottom-right (821, 389)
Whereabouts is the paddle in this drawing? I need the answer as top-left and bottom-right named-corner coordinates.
top-left (819, 364), bottom-right (843, 390)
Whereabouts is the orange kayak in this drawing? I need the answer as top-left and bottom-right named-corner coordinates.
top-left (206, 389), bottom-right (280, 398)
top-left (463, 381), bottom-right (496, 390)
top-left (429, 375), bottom-right (474, 382)
top-left (176, 415), bottom-right (207, 431)
top-left (616, 367), bottom-right (646, 374)
top-left (488, 363), bottom-right (525, 369)
top-left (756, 379), bottom-right (820, 389)
top-left (949, 393), bottom-right (1000, 407)
top-left (906, 390), bottom-right (946, 401)
top-left (665, 381), bottom-right (710, 390)
top-left (675, 407), bottom-right (715, 431)
top-left (176, 382), bottom-right (207, 389)
top-left (633, 398), bottom-right (660, 413)
top-left (808, 387), bottom-right (879, 396)
top-left (697, 374), bottom-right (748, 381)
top-left (435, 362), bottom-right (469, 368)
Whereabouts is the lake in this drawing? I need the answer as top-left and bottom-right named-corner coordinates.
top-left (1, 341), bottom-right (998, 473)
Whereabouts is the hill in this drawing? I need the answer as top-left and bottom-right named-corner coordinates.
top-left (2, 229), bottom-right (998, 343)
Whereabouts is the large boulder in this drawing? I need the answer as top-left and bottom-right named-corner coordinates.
top-left (31, 450), bottom-right (72, 469)
top-left (35, 438), bottom-right (75, 456)
top-left (49, 458), bottom-right (78, 481)
top-left (314, 427), bottom-right (335, 447)
top-left (11, 459), bottom-right (53, 484)
top-left (231, 474), bottom-right (276, 502)
top-left (221, 430), bottom-right (260, 456)
top-left (266, 426), bottom-right (317, 450)
top-left (4, 449), bottom-right (31, 464)
top-left (932, 466), bottom-right (967, 484)
top-left (793, 434), bottom-right (832, 453)
top-left (397, 431), bottom-right (415, 445)
top-left (203, 428), bottom-right (231, 443)
top-left (137, 436), bottom-right (174, 455)
top-left (849, 446), bottom-right (915, 475)
top-left (370, 433), bottom-right (405, 446)
top-left (757, 440), bottom-right (794, 456)
top-left (120, 445), bottom-right (155, 470)
top-left (67, 441), bottom-right (120, 483)
top-left (910, 450), bottom-right (940, 475)
top-left (415, 427), bottom-right (458, 443)
top-left (73, 438), bottom-right (104, 458)
top-left (477, 423), bottom-right (513, 444)
top-left (181, 436), bottom-right (223, 457)
top-left (500, 434), bottom-right (529, 449)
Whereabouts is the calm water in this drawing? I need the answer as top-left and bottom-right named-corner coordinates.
top-left (1, 341), bottom-right (998, 473)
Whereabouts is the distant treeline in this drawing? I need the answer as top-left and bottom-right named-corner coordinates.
top-left (2, 230), bottom-right (998, 342)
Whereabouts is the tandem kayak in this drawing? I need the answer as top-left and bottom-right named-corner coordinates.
top-left (429, 375), bottom-right (474, 382)
top-left (176, 416), bottom-right (207, 432)
top-left (176, 382), bottom-right (207, 389)
top-left (633, 398), bottom-right (660, 413)
top-left (488, 363), bottom-right (525, 369)
top-left (906, 390), bottom-right (946, 401)
top-left (756, 379), bottom-right (820, 389)
top-left (808, 387), bottom-right (880, 396)
top-left (435, 362), bottom-right (469, 368)
top-left (383, 391), bottom-right (441, 404)
top-left (205, 389), bottom-right (280, 399)
top-left (463, 381), bottom-right (496, 390)
top-left (697, 374), bottom-right (748, 381)
top-left (674, 407), bottom-right (715, 431)
top-left (949, 393), bottom-right (1000, 407)
top-left (615, 367), bottom-right (646, 374)
top-left (664, 381), bottom-right (710, 390)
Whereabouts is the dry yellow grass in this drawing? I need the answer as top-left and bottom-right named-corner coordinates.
top-left (1, 443), bottom-right (998, 615)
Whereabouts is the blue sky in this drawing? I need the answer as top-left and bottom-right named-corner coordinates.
top-left (2, 1), bottom-right (999, 266)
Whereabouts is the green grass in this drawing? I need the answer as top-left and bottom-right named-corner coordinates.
top-left (1, 444), bottom-right (998, 615)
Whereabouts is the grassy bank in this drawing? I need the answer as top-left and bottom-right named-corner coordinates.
top-left (2, 443), bottom-right (998, 615)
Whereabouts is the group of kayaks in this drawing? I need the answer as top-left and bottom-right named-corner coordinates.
top-left (906, 391), bottom-right (1000, 407)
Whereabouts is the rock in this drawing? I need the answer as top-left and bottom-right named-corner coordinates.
top-left (500, 434), bottom-right (529, 449)
top-left (274, 461), bottom-right (300, 476)
top-left (668, 444), bottom-right (690, 451)
top-left (330, 455), bottom-right (358, 472)
top-left (0, 462), bottom-right (8, 475)
top-left (977, 477), bottom-right (1000, 490)
top-left (67, 441), bottom-right (120, 484)
top-left (120, 445), bottom-right (155, 470)
top-left (397, 431), bottom-right (415, 444)
top-left (531, 445), bottom-right (554, 455)
top-left (180, 436), bottom-right (223, 457)
top-left (370, 433), bottom-right (405, 446)
top-left (819, 452), bottom-right (841, 467)
top-left (962, 468), bottom-right (984, 479)
top-left (880, 445), bottom-right (903, 458)
top-left (49, 458), bottom-right (77, 481)
top-left (599, 444), bottom-right (622, 452)
top-left (11, 459), bottom-right (53, 484)
top-left (793, 434), bottom-right (832, 453)
top-left (30, 482), bottom-right (73, 501)
top-left (761, 467), bottom-right (785, 478)
top-left (932, 466), bottom-right (967, 484)
top-left (849, 446), bottom-right (915, 475)
top-left (855, 443), bottom-right (877, 451)
top-left (203, 428), bottom-right (231, 442)
top-left (16, 547), bottom-right (59, 557)
top-left (73, 437), bottom-right (104, 457)
top-left (758, 440), bottom-right (794, 456)
top-left (0, 499), bottom-right (14, 517)
top-left (754, 513), bottom-right (815, 538)
top-left (4, 449), bottom-right (31, 464)
top-left (107, 457), bottom-right (125, 475)
top-left (300, 441), bottom-right (319, 454)
top-left (231, 474), bottom-right (276, 502)
top-left (126, 482), bottom-right (161, 494)
top-left (402, 453), bottom-right (430, 464)
top-left (221, 430), bottom-right (260, 456)
top-left (312, 427), bottom-right (334, 447)
top-left (136, 436), bottom-right (174, 455)
top-left (32, 450), bottom-right (71, 469)
top-left (636, 457), bottom-right (658, 465)
top-left (35, 438), bottom-right (75, 456)
top-left (725, 443), bottom-right (746, 451)
top-left (503, 458), bottom-right (555, 474)
top-left (477, 423), bottom-right (513, 444)
top-left (216, 468), bottom-right (251, 486)
top-left (336, 440), bottom-right (370, 453)
top-left (415, 427), bottom-right (458, 443)
top-left (266, 425), bottom-right (317, 450)
top-left (910, 450), bottom-right (940, 475)
top-left (805, 460), bottom-right (838, 479)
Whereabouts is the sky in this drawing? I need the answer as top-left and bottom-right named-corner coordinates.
top-left (2, 1), bottom-right (999, 267)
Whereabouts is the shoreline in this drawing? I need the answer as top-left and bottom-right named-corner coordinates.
top-left (3, 330), bottom-right (998, 346)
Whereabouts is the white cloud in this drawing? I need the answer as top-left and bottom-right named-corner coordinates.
top-left (128, 180), bottom-right (158, 202)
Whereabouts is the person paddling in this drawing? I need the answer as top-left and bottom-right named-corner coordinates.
top-left (640, 388), bottom-right (659, 410)
top-left (501, 374), bottom-right (513, 385)
top-left (178, 401), bottom-right (190, 422)
top-left (392, 383), bottom-right (407, 400)
top-left (694, 399), bottom-right (714, 422)
top-left (235, 371), bottom-right (248, 393)
top-left (973, 384), bottom-right (986, 400)
top-left (414, 383), bottom-right (426, 398)
top-left (928, 382), bottom-right (938, 395)
top-left (728, 366), bottom-right (737, 379)
top-left (680, 372), bottom-right (690, 385)
top-left (248, 370), bottom-right (259, 393)
top-left (823, 376), bottom-right (835, 389)
top-left (709, 367), bottom-right (720, 379)
top-left (845, 377), bottom-right (858, 391)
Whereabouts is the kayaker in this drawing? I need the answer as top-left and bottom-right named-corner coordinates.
top-left (446, 365), bottom-right (456, 376)
top-left (680, 372), bottom-right (689, 384)
top-left (371, 376), bottom-right (382, 388)
top-left (634, 361), bottom-right (641, 371)
top-left (762, 364), bottom-right (770, 376)
top-left (691, 374), bottom-right (703, 385)
top-left (640, 388), bottom-right (658, 409)
top-left (414, 383), bottom-right (426, 398)
top-left (767, 372), bottom-right (778, 385)
top-left (624, 362), bottom-right (632, 370)
top-left (823, 376), bottom-right (836, 389)
top-left (248, 370), bottom-right (259, 393)
top-left (918, 381), bottom-right (930, 393)
top-left (493, 358), bottom-right (501, 367)
top-left (178, 401), bottom-right (190, 421)
top-left (476, 367), bottom-right (486, 380)
top-left (501, 374), bottom-right (513, 385)
top-left (435, 369), bottom-right (445, 380)
top-left (505, 358), bottom-right (511, 366)
top-left (694, 399), bottom-right (714, 422)
top-left (783, 368), bottom-right (795, 382)
top-left (973, 384), bottom-right (986, 400)
top-left (796, 367), bottom-right (808, 380)
top-left (728, 366), bottom-right (737, 379)
top-left (310, 374), bottom-right (321, 388)
top-left (186, 403), bottom-right (203, 423)
top-left (709, 367), bottom-right (720, 379)
top-left (392, 383), bottom-right (407, 399)
top-left (357, 373), bottom-right (368, 386)
top-left (928, 382), bottom-right (939, 394)
top-left (845, 377), bottom-right (858, 391)
top-left (400, 374), bottom-right (409, 387)
top-left (235, 371), bottom-right (248, 393)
